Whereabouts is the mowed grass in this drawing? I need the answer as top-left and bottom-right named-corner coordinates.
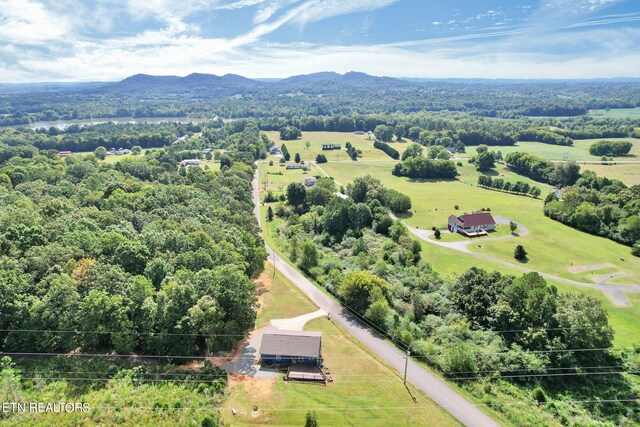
top-left (222, 263), bottom-right (460, 427)
top-left (257, 159), bottom-right (640, 347)
top-left (320, 161), bottom-right (640, 285)
top-left (254, 263), bottom-right (319, 329)
top-left (264, 131), bottom-right (410, 161)
top-left (589, 107), bottom-right (640, 119)
top-left (457, 138), bottom-right (640, 161)
top-left (582, 164), bottom-right (640, 186)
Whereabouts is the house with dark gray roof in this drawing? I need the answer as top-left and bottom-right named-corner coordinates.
top-left (259, 329), bottom-right (322, 366)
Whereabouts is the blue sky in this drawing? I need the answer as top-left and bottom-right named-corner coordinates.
top-left (0, 0), bottom-right (639, 82)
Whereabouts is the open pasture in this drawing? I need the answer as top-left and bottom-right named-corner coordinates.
top-left (264, 131), bottom-right (410, 161)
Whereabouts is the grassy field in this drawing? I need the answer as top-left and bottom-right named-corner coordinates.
top-left (581, 163), bottom-right (640, 186)
top-left (257, 159), bottom-right (640, 347)
top-left (222, 263), bottom-right (461, 426)
top-left (457, 138), bottom-right (640, 161)
top-left (589, 107), bottom-right (640, 119)
top-left (264, 131), bottom-right (410, 161)
top-left (320, 161), bottom-right (640, 286)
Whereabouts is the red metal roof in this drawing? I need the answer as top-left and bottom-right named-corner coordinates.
top-left (458, 211), bottom-right (496, 227)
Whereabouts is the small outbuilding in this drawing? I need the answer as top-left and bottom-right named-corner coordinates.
top-left (303, 176), bottom-right (317, 187)
top-left (448, 211), bottom-right (496, 237)
top-left (321, 144), bottom-right (341, 150)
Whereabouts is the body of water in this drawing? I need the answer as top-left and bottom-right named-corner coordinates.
top-left (1, 116), bottom-right (238, 130)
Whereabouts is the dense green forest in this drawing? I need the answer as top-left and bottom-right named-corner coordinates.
top-left (545, 171), bottom-right (640, 253)
top-left (266, 174), bottom-right (640, 426)
top-left (0, 121), bottom-right (270, 425)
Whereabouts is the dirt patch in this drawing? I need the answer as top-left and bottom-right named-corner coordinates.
top-left (173, 360), bottom-right (203, 372)
top-left (568, 263), bottom-right (616, 273)
top-left (229, 374), bottom-right (276, 399)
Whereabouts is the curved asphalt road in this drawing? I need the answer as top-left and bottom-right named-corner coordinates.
top-left (253, 168), bottom-right (499, 427)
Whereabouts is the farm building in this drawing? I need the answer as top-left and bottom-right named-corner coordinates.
top-left (303, 176), bottom-right (317, 187)
top-left (181, 159), bottom-right (202, 166)
top-left (286, 164), bottom-right (310, 170)
top-left (260, 329), bottom-right (323, 366)
top-left (269, 145), bottom-right (282, 155)
top-left (322, 143), bottom-right (341, 150)
top-left (58, 151), bottom-right (73, 158)
top-left (115, 148), bottom-right (130, 155)
top-left (445, 146), bottom-right (456, 155)
top-left (353, 131), bottom-right (365, 135)
top-left (448, 211), bottom-right (496, 237)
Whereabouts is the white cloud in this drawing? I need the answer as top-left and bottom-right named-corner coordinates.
top-left (0, 0), bottom-right (639, 82)
top-left (215, 0), bottom-right (268, 10)
top-left (0, 0), bottom-right (71, 44)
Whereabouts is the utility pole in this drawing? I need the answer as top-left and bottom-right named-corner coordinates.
top-left (404, 346), bottom-right (411, 385)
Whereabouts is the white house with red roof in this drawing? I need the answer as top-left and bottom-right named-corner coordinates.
top-left (448, 211), bottom-right (496, 237)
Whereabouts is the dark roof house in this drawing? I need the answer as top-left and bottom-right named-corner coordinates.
top-left (260, 329), bottom-right (322, 366)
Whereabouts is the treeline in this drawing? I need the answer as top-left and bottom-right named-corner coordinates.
top-left (477, 176), bottom-right (542, 198)
top-left (4, 79), bottom-right (640, 125)
top-left (0, 124), bottom-right (267, 356)
top-left (517, 128), bottom-right (573, 146)
top-left (373, 140), bottom-right (400, 159)
top-left (505, 152), bottom-right (581, 186)
top-left (588, 140), bottom-right (633, 156)
top-left (392, 157), bottom-right (458, 179)
top-left (0, 122), bottom-right (203, 153)
top-left (544, 171), bottom-right (640, 255)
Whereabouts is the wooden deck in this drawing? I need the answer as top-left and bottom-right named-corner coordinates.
top-left (286, 365), bottom-right (330, 383)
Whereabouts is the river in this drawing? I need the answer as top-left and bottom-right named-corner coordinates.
top-left (3, 116), bottom-right (237, 130)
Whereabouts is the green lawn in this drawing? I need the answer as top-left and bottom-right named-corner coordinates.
top-left (257, 159), bottom-right (640, 346)
top-left (320, 161), bottom-right (640, 286)
top-left (458, 138), bottom-right (640, 161)
top-left (264, 131), bottom-right (410, 162)
top-left (589, 107), bottom-right (640, 119)
top-left (222, 263), bottom-right (461, 426)
top-left (581, 163), bottom-right (640, 186)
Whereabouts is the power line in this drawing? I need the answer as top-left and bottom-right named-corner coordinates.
top-left (446, 370), bottom-right (638, 381)
top-left (49, 399), bottom-right (640, 412)
top-left (13, 377), bottom-right (401, 384)
top-left (441, 364), bottom-right (629, 375)
top-left (0, 346), bottom-right (631, 361)
top-left (0, 328), bottom-right (247, 337)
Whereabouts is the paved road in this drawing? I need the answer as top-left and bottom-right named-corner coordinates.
top-left (253, 168), bottom-right (499, 427)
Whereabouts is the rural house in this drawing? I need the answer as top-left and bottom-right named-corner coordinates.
top-left (259, 329), bottom-right (323, 366)
top-left (58, 151), bottom-right (73, 158)
top-left (181, 159), bottom-right (201, 166)
top-left (322, 143), bottom-right (341, 150)
top-left (448, 211), bottom-right (496, 237)
top-left (286, 164), bottom-right (310, 170)
top-left (269, 145), bottom-right (282, 155)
